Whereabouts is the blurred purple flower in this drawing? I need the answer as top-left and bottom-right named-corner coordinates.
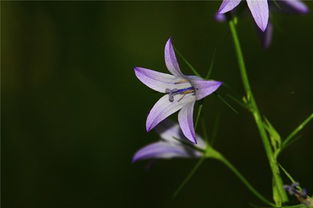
top-left (215, 0), bottom-right (309, 47)
top-left (134, 38), bottom-right (222, 144)
top-left (217, 0), bottom-right (309, 32)
top-left (132, 120), bottom-right (206, 162)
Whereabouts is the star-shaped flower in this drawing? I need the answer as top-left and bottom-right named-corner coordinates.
top-left (132, 120), bottom-right (206, 162)
top-left (216, 0), bottom-right (309, 47)
top-left (134, 38), bottom-right (222, 143)
top-left (217, 0), bottom-right (309, 32)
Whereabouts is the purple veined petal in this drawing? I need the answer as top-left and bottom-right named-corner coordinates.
top-left (155, 120), bottom-right (184, 143)
top-left (132, 141), bottom-right (202, 162)
top-left (134, 67), bottom-right (191, 93)
top-left (155, 119), bottom-right (207, 149)
top-left (218, 0), bottom-right (242, 14)
top-left (190, 80), bottom-right (223, 100)
top-left (178, 101), bottom-right (196, 144)
top-left (146, 94), bottom-right (196, 132)
top-left (164, 38), bottom-right (184, 78)
top-left (260, 22), bottom-right (272, 48)
top-left (280, 0), bottom-right (309, 14)
top-left (247, 0), bottom-right (269, 31)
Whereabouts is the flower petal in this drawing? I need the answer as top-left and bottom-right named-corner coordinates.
top-left (178, 101), bottom-right (197, 144)
top-left (247, 0), bottom-right (269, 31)
top-left (218, 0), bottom-right (241, 14)
top-left (155, 120), bottom-right (185, 143)
top-left (280, 0), bottom-right (309, 14)
top-left (132, 141), bottom-right (202, 162)
top-left (190, 80), bottom-right (223, 100)
top-left (134, 67), bottom-right (190, 93)
top-left (155, 120), bottom-right (207, 149)
top-left (164, 38), bottom-right (184, 77)
top-left (146, 94), bottom-right (196, 132)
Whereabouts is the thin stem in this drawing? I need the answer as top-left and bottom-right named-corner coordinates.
top-left (281, 113), bottom-right (313, 150)
top-left (173, 156), bottom-right (206, 198)
top-left (219, 156), bottom-right (275, 206)
top-left (228, 19), bottom-right (287, 204)
top-left (195, 103), bottom-right (204, 129)
top-left (174, 46), bottom-right (202, 77)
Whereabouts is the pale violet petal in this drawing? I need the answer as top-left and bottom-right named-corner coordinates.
top-left (280, 0), bottom-right (309, 13)
top-left (134, 67), bottom-right (179, 93)
top-left (146, 94), bottom-right (196, 132)
top-left (190, 80), bottom-right (223, 100)
top-left (132, 141), bottom-right (202, 162)
top-left (178, 101), bottom-right (196, 144)
top-left (155, 120), bottom-right (184, 143)
top-left (247, 0), bottom-right (269, 31)
top-left (155, 120), bottom-right (207, 149)
top-left (218, 0), bottom-right (241, 14)
top-left (164, 38), bottom-right (184, 77)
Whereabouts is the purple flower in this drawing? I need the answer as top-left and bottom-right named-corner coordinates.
top-left (132, 120), bottom-right (206, 162)
top-left (217, 0), bottom-right (309, 32)
top-left (215, 0), bottom-right (309, 47)
top-left (134, 38), bottom-right (222, 144)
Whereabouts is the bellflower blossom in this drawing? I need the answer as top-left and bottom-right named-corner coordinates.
top-left (284, 182), bottom-right (313, 207)
top-left (217, 0), bottom-right (309, 32)
top-left (216, 0), bottom-right (309, 47)
top-left (132, 120), bottom-right (206, 162)
top-left (134, 38), bottom-right (222, 144)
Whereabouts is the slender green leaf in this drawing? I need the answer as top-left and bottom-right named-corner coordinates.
top-left (263, 117), bottom-right (281, 153)
top-left (172, 157), bottom-right (206, 198)
top-left (226, 94), bottom-right (250, 110)
top-left (282, 113), bottom-right (313, 151)
top-left (279, 164), bottom-right (297, 184)
top-left (195, 103), bottom-right (203, 130)
top-left (205, 50), bottom-right (216, 79)
top-left (273, 181), bottom-right (283, 207)
top-left (174, 46), bottom-right (202, 77)
top-left (216, 93), bottom-right (239, 114)
top-left (218, 156), bottom-right (275, 206)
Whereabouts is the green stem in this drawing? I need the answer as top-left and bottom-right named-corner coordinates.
top-left (173, 156), bottom-right (206, 198)
top-left (282, 113), bottom-right (313, 150)
top-left (218, 155), bottom-right (275, 206)
top-left (228, 19), bottom-right (287, 205)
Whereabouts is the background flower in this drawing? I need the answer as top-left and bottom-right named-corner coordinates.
top-left (132, 120), bottom-right (206, 162)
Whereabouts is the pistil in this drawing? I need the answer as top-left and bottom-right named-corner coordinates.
top-left (166, 87), bottom-right (195, 102)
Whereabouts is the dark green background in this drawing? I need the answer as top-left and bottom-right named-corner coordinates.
top-left (2, 2), bottom-right (313, 208)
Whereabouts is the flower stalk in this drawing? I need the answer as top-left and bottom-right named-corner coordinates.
top-left (217, 154), bottom-right (275, 206)
top-left (228, 18), bottom-right (288, 205)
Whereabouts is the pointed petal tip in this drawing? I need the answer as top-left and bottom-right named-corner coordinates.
top-left (215, 81), bottom-right (223, 87)
top-left (145, 121), bottom-right (154, 132)
top-left (259, 24), bottom-right (268, 32)
top-left (131, 157), bottom-right (137, 163)
top-left (131, 155), bottom-right (139, 163)
top-left (300, 6), bottom-right (310, 14)
top-left (134, 66), bottom-right (140, 74)
top-left (185, 132), bottom-right (197, 144)
top-left (189, 137), bottom-right (197, 144)
top-left (217, 0), bottom-right (241, 14)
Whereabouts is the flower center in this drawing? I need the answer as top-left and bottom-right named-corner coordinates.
top-left (166, 87), bottom-right (195, 102)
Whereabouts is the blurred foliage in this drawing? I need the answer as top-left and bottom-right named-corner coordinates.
top-left (2, 2), bottom-right (313, 208)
